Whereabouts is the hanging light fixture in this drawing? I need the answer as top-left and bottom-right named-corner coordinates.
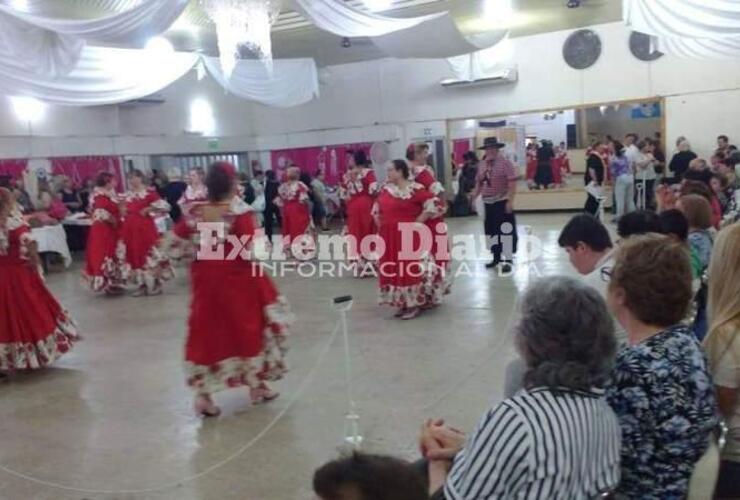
top-left (200, 0), bottom-right (282, 77)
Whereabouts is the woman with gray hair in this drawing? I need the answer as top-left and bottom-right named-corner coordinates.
top-left (420, 276), bottom-right (621, 499)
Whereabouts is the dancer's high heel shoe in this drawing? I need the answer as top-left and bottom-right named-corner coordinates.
top-left (250, 384), bottom-right (280, 405)
top-left (400, 307), bottom-right (420, 320)
top-left (194, 395), bottom-right (221, 417)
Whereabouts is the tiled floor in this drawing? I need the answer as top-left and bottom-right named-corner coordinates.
top-left (0, 213), bottom-right (578, 500)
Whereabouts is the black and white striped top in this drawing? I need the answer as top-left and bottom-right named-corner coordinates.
top-left (444, 387), bottom-right (621, 500)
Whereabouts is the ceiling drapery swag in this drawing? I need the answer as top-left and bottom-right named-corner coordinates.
top-left (0, 44), bottom-right (319, 108)
top-left (0, 0), bottom-right (189, 77)
top-left (623, 0), bottom-right (740, 59)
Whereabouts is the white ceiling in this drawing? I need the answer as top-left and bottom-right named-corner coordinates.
top-left (2, 0), bottom-right (622, 66)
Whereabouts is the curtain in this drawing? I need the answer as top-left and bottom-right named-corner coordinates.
top-left (0, 159), bottom-right (28, 179)
top-left (0, 45), bottom-right (198, 105)
top-left (203, 56), bottom-right (320, 108)
top-left (52, 156), bottom-right (123, 190)
top-left (452, 139), bottom-right (472, 165)
top-left (0, 0), bottom-right (189, 78)
top-left (624, 0), bottom-right (740, 59)
top-left (270, 143), bottom-right (372, 186)
top-left (293, 0), bottom-right (444, 37)
top-left (447, 38), bottom-right (514, 80)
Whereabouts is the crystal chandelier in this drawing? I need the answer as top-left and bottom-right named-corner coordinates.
top-left (201, 0), bottom-right (282, 77)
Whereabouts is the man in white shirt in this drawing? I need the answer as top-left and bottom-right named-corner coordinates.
top-left (623, 133), bottom-right (640, 169)
top-left (558, 214), bottom-right (627, 344)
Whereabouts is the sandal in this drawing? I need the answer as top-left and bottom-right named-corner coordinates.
top-left (250, 384), bottom-right (280, 405)
top-left (400, 307), bottom-right (420, 320)
top-left (194, 395), bottom-right (221, 417)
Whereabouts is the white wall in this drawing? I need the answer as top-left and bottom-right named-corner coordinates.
top-left (0, 22), bottom-right (739, 160)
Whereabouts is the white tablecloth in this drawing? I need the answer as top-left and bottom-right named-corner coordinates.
top-left (32, 225), bottom-right (72, 268)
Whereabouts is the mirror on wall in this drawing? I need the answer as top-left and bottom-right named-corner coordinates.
top-left (449, 98), bottom-right (663, 192)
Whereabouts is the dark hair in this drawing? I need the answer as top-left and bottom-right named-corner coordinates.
top-left (558, 214), bottom-right (612, 252)
top-left (612, 140), bottom-right (625, 157)
top-left (680, 180), bottom-right (712, 201)
top-left (517, 276), bottom-right (617, 391)
top-left (712, 172), bottom-right (730, 190)
top-left (718, 135), bottom-right (729, 142)
top-left (659, 209), bottom-right (689, 242)
top-left (130, 169), bottom-right (145, 180)
top-left (205, 162), bottom-right (235, 202)
top-left (95, 172), bottom-right (114, 187)
top-left (405, 144), bottom-right (415, 162)
top-left (463, 151), bottom-right (478, 163)
top-left (391, 159), bottom-right (410, 179)
top-left (610, 234), bottom-right (692, 327)
top-left (626, 133), bottom-right (639, 142)
top-left (299, 172), bottom-right (312, 186)
top-left (636, 139), bottom-right (649, 151)
top-left (313, 452), bottom-right (427, 500)
top-left (617, 210), bottom-right (661, 238)
top-left (354, 150), bottom-right (368, 167)
top-left (265, 170), bottom-right (276, 181)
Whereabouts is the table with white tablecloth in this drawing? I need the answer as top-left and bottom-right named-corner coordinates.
top-left (31, 225), bottom-right (73, 268)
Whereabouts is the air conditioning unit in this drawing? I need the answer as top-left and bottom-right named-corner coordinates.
top-left (119, 95), bottom-right (166, 107)
top-left (440, 68), bottom-right (518, 88)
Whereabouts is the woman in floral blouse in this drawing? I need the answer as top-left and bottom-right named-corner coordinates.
top-left (605, 234), bottom-right (718, 499)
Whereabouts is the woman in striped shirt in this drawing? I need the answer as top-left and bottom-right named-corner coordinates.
top-left (421, 276), bottom-right (621, 499)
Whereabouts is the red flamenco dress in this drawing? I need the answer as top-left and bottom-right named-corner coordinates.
top-left (340, 168), bottom-right (378, 270)
top-left (375, 182), bottom-right (448, 310)
top-left (174, 199), bottom-right (292, 395)
top-left (121, 188), bottom-right (174, 292)
top-left (526, 148), bottom-right (538, 186)
top-left (0, 210), bottom-right (78, 372)
top-left (83, 188), bottom-right (128, 292)
top-left (274, 180), bottom-right (313, 256)
top-left (412, 165), bottom-right (450, 269)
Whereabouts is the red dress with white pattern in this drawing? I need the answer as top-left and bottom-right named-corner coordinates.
top-left (274, 181), bottom-right (312, 247)
top-left (0, 210), bottom-right (78, 372)
top-left (174, 200), bottom-right (291, 395)
top-left (340, 168), bottom-right (378, 266)
top-left (178, 184), bottom-right (208, 216)
top-left (121, 188), bottom-right (174, 288)
top-left (412, 165), bottom-right (450, 268)
top-left (83, 188), bottom-right (128, 292)
top-left (375, 182), bottom-right (448, 310)
top-left (526, 149), bottom-right (538, 182)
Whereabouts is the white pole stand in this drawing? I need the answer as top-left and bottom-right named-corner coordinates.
top-left (332, 295), bottom-right (363, 448)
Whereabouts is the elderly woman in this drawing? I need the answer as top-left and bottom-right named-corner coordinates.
top-left (605, 234), bottom-right (718, 499)
top-left (421, 276), bottom-right (621, 499)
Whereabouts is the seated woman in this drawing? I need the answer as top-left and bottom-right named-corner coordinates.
top-left (421, 276), bottom-right (621, 499)
top-left (604, 234), bottom-right (718, 499)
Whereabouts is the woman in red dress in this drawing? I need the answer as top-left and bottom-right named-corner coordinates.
top-left (525, 144), bottom-right (538, 188)
top-left (174, 162), bottom-right (292, 417)
top-left (0, 188), bottom-right (78, 373)
top-left (121, 170), bottom-right (174, 296)
top-left (83, 172), bottom-right (128, 294)
top-left (274, 166), bottom-right (313, 258)
top-left (340, 150), bottom-right (378, 275)
top-left (178, 167), bottom-right (207, 216)
top-left (375, 160), bottom-right (447, 320)
top-left (407, 143), bottom-right (450, 270)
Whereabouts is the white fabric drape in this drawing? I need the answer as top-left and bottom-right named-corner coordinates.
top-left (624, 0), bottom-right (740, 59)
top-left (293, 0), bottom-right (445, 37)
top-left (373, 14), bottom-right (508, 58)
top-left (624, 0), bottom-right (740, 39)
top-left (447, 38), bottom-right (514, 81)
top-left (0, 44), bottom-right (319, 108)
top-left (0, 0), bottom-right (189, 77)
top-left (0, 45), bottom-right (198, 105)
top-left (203, 56), bottom-right (319, 108)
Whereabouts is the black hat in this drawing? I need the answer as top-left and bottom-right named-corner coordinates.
top-left (478, 137), bottom-right (506, 150)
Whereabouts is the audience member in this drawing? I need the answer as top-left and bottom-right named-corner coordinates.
top-left (677, 194), bottom-right (714, 269)
top-left (610, 140), bottom-right (635, 219)
top-left (717, 134), bottom-right (732, 156)
top-left (682, 179), bottom-right (722, 228)
top-left (633, 140), bottom-right (658, 209)
top-left (616, 209), bottom-right (661, 239)
top-left (163, 169), bottom-right (187, 222)
top-left (658, 209), bottom-right (704, 278)
top-left (422, 277), bottom-right (620, 499)
top-left (605, 234), bottom-right (718, 500)
top-left (78, 177), bottom-right (94, 213)
top-left (60, 177), bottom-right (82, 212)
top-left (668, 138), bottom-right (697, 181)
top-left (263, 170), bottom-right (281, 242)
top-left (684, 158), bottom-right (713, 186)
top-left (557, 214), bottom-right (614, 298)
top-left (623, 133), bottom-right (640, 167)
top-left (704, 224), bottom-right (740, 499)
top-left (36, 178), bottom-right (54, 211)
top-left (313, 452), bottom-right (427, 500)
top-left (10, 177), bottom-right (33, 213)
top-left (584, 141), bottom-right (606, 216)
top-left (311, 171), bottom-right (329, 231)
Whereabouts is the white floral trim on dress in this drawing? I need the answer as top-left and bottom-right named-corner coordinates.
top-left (0, 209), bottom-right (25, 255)
top-left (128, 245), bottom-right (174, 289)
top-left (92, 208), bottom-right (113, 222)
top-left (83, 239), bottom-right (130, 292)
top-left (381, 182), bottom-right (425, 200)
top-left (341, 169), bottom-right (375, 199)
top-left (378, 255), bottom-right (449, 309)
top-left (185, 296), bottom-right (293, 395)
top-left (0, 312), bottom-right (79, 372)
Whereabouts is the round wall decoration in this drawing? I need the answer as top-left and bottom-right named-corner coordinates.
top-left (563, 29), bottom-right (602, 70)
top-left (629, 31), bottom-right (664, 61)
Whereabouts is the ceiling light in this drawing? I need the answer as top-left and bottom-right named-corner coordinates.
top-left (362, 0), bottom-right (393, 12)
top-left (11, 96), bottom-right (45, 123)
top-left (11, 0), bottom-right (28, 11)
top-left (484, 0), bottom-right (513, 24)
top-left (145, 36), bottom-right (174, 55)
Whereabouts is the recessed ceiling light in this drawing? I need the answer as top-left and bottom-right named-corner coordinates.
top-left (362, 0), bottom-right (393, 11)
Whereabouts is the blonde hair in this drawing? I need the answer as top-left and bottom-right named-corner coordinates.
top-left (286, 166), bottom-right (300, 181)
top-left (705, 224), bottom-right (740, 369)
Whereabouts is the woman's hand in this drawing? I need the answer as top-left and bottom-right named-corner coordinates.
top-left (419, 419), bottom-right (466, 461)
